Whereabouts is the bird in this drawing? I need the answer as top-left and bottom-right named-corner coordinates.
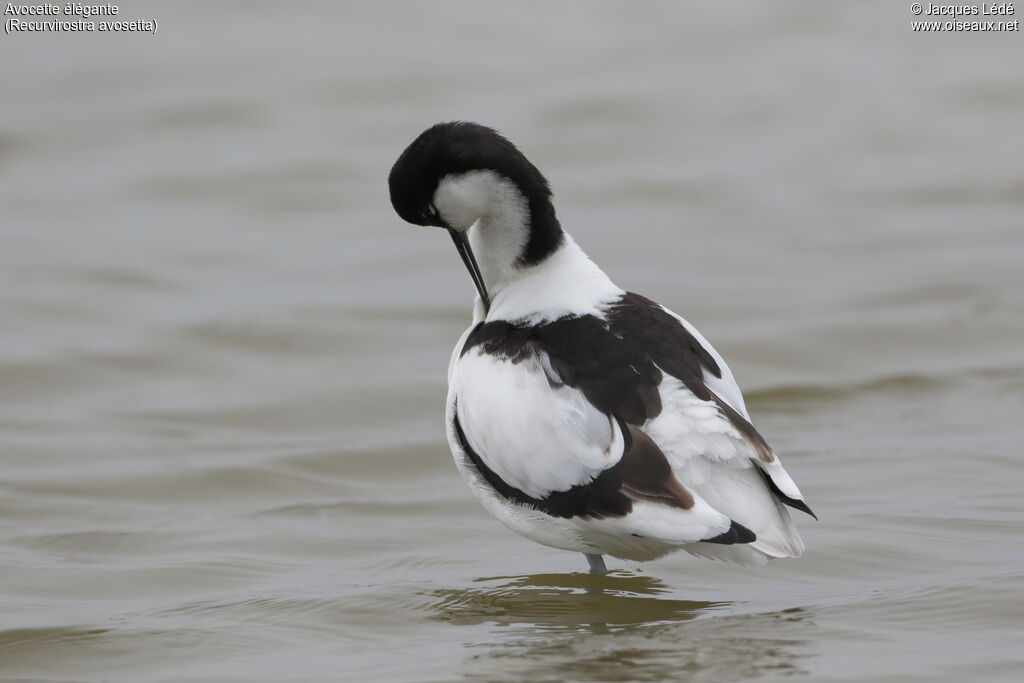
top-left (388, 121), bottom-right (815, 575)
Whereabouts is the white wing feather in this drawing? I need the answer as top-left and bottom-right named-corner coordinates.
top-left (452, 347), bottom-right (626, 499)
top-left (645, 305), bottom-right (809, 558)
top-left (660, 305), bottom-right (809, 494)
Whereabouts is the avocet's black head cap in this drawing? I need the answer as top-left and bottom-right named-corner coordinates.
top-left (388, 122), bottom-right (563, 265)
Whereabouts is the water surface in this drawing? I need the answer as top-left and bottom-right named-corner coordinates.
top-left (2, 2), bottom-right (1023, 681)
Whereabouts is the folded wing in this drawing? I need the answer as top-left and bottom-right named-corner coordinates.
top-left (452, 337), bottom-right (754, 547)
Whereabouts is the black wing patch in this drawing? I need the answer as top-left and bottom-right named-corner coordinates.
top-left (462, 314), bottom-right (663, 425)
top-left (461, 291), bottom-right (734, 430)
top-left (607, 292), bottom-right (722, 401)
top-left (615, 420), bottom-right (694, 510)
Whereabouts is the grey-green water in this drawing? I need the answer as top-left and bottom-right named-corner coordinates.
top-left (2, 2), bottom-right (1023, 681)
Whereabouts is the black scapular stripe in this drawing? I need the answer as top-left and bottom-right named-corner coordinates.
top-left (461, 291), bottom-right (722, 425)
top-left (607, 292), bottom-right (722, 401)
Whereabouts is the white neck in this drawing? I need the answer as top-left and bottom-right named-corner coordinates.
top-left (464, 183), bottom-right (530, 297)
top-left (433, 170), bottom-right (622, 324)
top-left (478, 235), bottom-right (623, 324)
top-left (434, 170), bottom-right (530, 292)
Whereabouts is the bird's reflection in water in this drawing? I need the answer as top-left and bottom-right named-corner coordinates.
top-left (429, 571), bottom-right (812, 681)
top-left (431, 570), bottom-right (716, 631)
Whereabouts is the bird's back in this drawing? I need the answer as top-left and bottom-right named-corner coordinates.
top-left (446, 246), bottom-right (811, 564)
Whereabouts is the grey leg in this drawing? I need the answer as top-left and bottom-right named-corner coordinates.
top-left (584, 553), bottom-right (607, 575)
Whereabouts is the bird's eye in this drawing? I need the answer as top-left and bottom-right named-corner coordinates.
top-left (425, 204), bottom-right (440, 222)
